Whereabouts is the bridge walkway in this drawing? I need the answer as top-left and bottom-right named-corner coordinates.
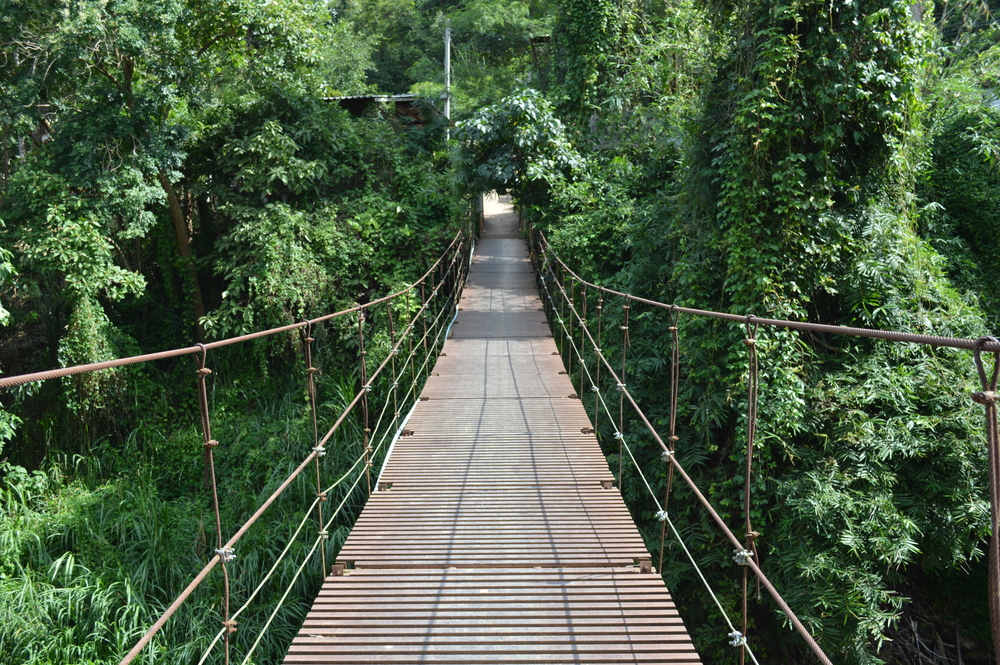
top-left (283, 197), bottom-right (702, 664)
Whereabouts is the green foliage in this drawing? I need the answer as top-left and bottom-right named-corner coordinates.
top-left (0, 324), bottom-right (420, 663)
top-left (454, 89), bottom-right (582, 210)
top-left (0, 2), bottom-right (463, 662)
top-left (549, 0), bottom-right (630, 119)
top-left (520, 0), bottom-right (997, 662)
top-left (335, 0), bottom-right (555, 112)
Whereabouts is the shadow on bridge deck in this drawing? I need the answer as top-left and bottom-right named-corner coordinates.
top-left (283, 196), bottom-right (703, 664)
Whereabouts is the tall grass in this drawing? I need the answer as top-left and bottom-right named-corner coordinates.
top-left (0, 328), bottom-right (399, 664)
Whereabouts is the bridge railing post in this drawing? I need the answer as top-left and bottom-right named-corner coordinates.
top-left (303, 322), bottom-right (327, 576)
top-left (972, 339), bottom-right (1000, 661)
top-left (194, 343), bottom-right (235, 663)
top-left (357, 310), bottom-right (371, 496)
top-left (658, 307), bottom-right (680, 574)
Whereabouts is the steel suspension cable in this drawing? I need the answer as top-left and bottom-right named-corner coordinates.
top-left (535, 237), bottom-right (834, 665)
top-left (536, 256), bottom-right (760, 664)
top-left (115, 235), bottom-right (467, 665)
top-left (538, 230), bottom-right (1000, 352)
top-left (1, 232), bottom-right (466, 390)
top-left (658, 308), bottom-right (680, 574)
top-left (187, 250), bottom-right (464, 665)
top-left (196, 494), bottom-right (323, 665)
top-left (118, 449), bottom-right (321, 665)
top-left (239, 463), bottom-right (370, 665)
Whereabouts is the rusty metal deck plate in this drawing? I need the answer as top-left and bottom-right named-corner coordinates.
top-left (285, 568), bottom-right (701, 664)
top-left (337, 486), bottom-right (648, 569)
top-left (284, 203), bottom-right (702, 664)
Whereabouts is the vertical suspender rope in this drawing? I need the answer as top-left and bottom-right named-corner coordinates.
top-left (303, 323), bottom-right (327, 576)
top-left (387, 304), bottom-right (400, 436)
top-left (567, 280), bottom-right (576, 380)
top-left (420, 281), bottom-right (430, 380)
top-left (357, 310), bottom-right (371, 496)
top-left (195, 344), bottom-right (235, 663)
top-left (594, 295), bottom-right (604, 435)
top-left (973, 337), bottom-right (1000, 661)
top-left (580, 286), bottom-right (589, 401)
top-left (408, 291), bottom-right (417, 400)
top-left (618, 297), bottom-right (631, 485)
top-left (659, 307), bottom-right (681, 574)
top-left (558, 269), bottom-right (567, 342)
top-left (738, 316), bottom-right (761, 664)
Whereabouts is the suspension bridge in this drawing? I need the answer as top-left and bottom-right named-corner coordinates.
top-left (3, 197), bottom-right (1000, 664)
top-left (282, 198), bottom-right (701, 664)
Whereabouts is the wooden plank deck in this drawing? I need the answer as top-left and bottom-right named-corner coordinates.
top-left (284, 197), bottom-right (702, 664)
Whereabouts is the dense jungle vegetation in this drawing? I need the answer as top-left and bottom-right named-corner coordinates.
top-left (2, 0), bottom-right (1000, 663)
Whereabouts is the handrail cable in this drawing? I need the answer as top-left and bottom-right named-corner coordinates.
top-left (536, 256), bottom-right (761, 665)
top-left (240, 463), bottom-right (370, 664)
top-left (231, 317), bottom-right (457, 664)
top-left (539, 231), bottom-right (1000, 353)
top-left (535, 236), bottom-right (833, 665)
top-left (539, 223), bottom-right (1000, 660)
top-left (0, 232), bottom-right (464, 390)
top-left (114, 234), bottom-right (468, 665)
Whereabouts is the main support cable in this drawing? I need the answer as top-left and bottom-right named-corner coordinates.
top-left (0, 232), bottom-right (465, 390)
top-left (113, 234), bottom-right (467, 665)
top-left (536, 257), bottom-right (760, 664)
top-left (538, 231), bottom-right (1000, 353)
top-left (535, 237), bottom-right (833, 665)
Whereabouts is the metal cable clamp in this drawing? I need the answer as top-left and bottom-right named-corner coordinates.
top-left (215, 547), bottom-right (236, 563)
top-left (733, 548), bottom-right (753, 565)
top-left (312, 446), bottom-right (326, 457)
top-left (728, 631), bottom-right (745, 647)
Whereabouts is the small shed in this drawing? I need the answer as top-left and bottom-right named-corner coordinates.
top-left (325, 94), bottom-right (439, 126)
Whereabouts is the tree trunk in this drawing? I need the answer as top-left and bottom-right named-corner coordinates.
top-left (158, 171), bottom-right (206, 341)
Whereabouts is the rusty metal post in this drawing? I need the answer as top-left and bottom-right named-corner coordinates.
top-left (387, 303), bottom-right (400, 434)
top-left (618, 297), bottom-right (631, 485)
top-left (420, 282), bottom-right (429, 380)
top-left (357, 310), bottom-right (371, 496)
top-left (567, 280), bottom-right (576, 380)
top-left (594, 296), bottom-right (604, 435)
top-left (580, 286), bottom-right (588, 402)
top-left (194, 345), bottom-right (235, 663)
top-left (739, 316), bottom-right (761, 665)
top-left (973, 338), bottom-right (1000, 661)
top-left (303, 323), bottom-right (327, 575)
top-left (659, 308), bottom-right (680, 574)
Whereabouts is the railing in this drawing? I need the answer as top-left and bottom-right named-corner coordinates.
top-left (0, 231), bottom-right (470, 665)
top-left (529, 226), bottom-right (1000, 664)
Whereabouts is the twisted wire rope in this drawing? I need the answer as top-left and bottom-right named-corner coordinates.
top-left (536, 239), bottom-right (832, 664)
top-left (537, 256), bottom-right (761, 664)
top-left (111, 235), bottom-right (467, 665)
